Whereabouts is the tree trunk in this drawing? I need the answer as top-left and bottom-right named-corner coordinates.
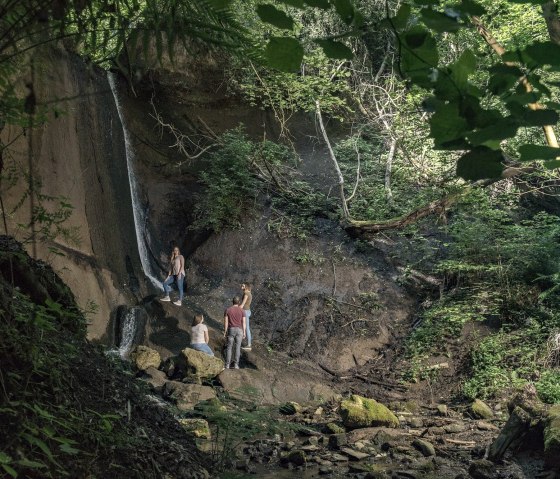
top-left (385, 139), bottom-right (396, 206)
top-left (315, 100), bottom-right (350, 219)
top-left (542, 1), bottom-right (560, 46)
top-left (487, 406), bottom-right (532, 462)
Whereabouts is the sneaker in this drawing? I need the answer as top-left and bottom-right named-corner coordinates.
top-left (241, 346), bottom-right (252, 351)
top-left (173, 300), bottom-right (182, 306)
top-left (233, 364), bottom-right (240, 369)
top-left (225, 364), bottom-right (230, 369)
top-left (160, 296), bottom-right (171, 302)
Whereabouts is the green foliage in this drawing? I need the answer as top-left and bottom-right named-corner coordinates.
top-left (536, 370), bottom-right (560, 404)
top-left (404, 188), bottom-right (560, 400)
top-left (0, 269), bottom-right (110, 478)
top-left (294, 249), bottom-right (325, 265)
top-left (193, 129), bottom-right (335, 234)
top-left (192, 130), bottom-right (258, 232)
top-left (194, 397), bottom-right (300, 472)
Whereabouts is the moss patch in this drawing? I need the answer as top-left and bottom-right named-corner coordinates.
top-left (339, 395), bottom-right (399, 429)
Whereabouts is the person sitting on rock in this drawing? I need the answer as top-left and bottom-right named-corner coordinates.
top-left (190, 314), bottom-right (214, 357)
top-left (224, 296), bottom-right (246, 369)
top-left (160, 245), bottom-right (185, 306)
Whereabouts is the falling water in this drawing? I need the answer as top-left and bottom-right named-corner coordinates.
top-left (118, 307), bottom-right (140, 358)
top-left (108, 72), bottom-right (162, 290)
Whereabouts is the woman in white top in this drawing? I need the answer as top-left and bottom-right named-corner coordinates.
top-left (160, 246), bottom-right (185, 306)
top-left (190, 314), bottom-right (214, 356)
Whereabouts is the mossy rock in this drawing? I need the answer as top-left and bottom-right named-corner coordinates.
top-left (339, 395), bottom-right (399, 430)
top-left (279, 401), bottom-right (302, 415)
top-left (182, 348), bottom-right (224, 379)
top-left (325, 422), bottom-right (345, 434)
top-left (130, 345), bottom-right (161, 371)
top-left (178, 418), bottom-right (211, 439)
top-left (544, 404), bottom-right (560, 467)
top-left (470, 399), bottom-right (494, 420)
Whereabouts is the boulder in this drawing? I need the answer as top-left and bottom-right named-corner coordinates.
top-left (162, 381), bottom-right (216, 411)
top-left (141, 366), bottom-right (168, 392)
top-left (412, 438), bottom-right (436, 457)
top-left (130, 345), bottom-right (161, 371)
top-left (544, 404), bottom-right (560, 468)
top-left (468, 459), bottom-right (497, 479)
top-left (470, 399), bottom-right (494, 420)
top-left (339, 395), bottom-right (399, 429)
top-left (328, 433), bottom-right (348, 449)
top-left (178, 418), bottom-right (211, 438)
top-left (182, 348), bottom-right (224, 380)
top-left (279, 401), bottom-right (302, 415)
top-left (282, 449), bottom-right (306, 466)
top-left (325, 422), bottom-right (345, 434)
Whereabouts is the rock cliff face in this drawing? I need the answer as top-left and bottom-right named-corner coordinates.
top-left (1, 47), bottom-right (144, 340)
top-left (2, 43), bottom-right (416, 377)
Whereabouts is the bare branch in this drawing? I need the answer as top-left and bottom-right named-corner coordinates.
top-left (149, 95), bottom-right (219, 165)
top-left (315, 99), bottom-right (350, 219)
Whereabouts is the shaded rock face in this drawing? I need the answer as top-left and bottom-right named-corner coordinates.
top-left (1, 47), bottom-right (145, 340)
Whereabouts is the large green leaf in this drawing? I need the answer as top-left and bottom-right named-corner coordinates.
top-left (457, 0), bottom-right (486, 16)
top-left (277, 0), bottom-right (305, 7)
top-left (303, 0), bottom-right (330, 8)
top-left (400, 26), bottom-right (439, 86)
top-left (466, 119), bottom-right (518, 147)
top-left (430, 103), bottom-right (468, 147)
top-left (257, 4), bottom-right (295, 30)
top-left (316, 39), bottom-right (353, 59)
top-left (456, 147), bottom-right (504, 180)
top-left (264, 36), bottom-right (304, 71)
top-left (488, 64), bottom-right (523, 95)
top-left (521, 109), bottom-right (559, 127)
top-left (206, 0), bottom-right (234, 10)
top-left (390, 4), bottom-right (411, 31)
top-left (333, 0), bottom-right (354, 24)
top-left (420, 8), bottom-right (461, 33)
top-left (518, 144), bottom-right (560, 161)
top-left (525, 41), bottom-right (560, 66)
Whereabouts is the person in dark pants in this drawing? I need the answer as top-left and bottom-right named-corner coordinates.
top-left (224, 296), bottom-right (246, 369)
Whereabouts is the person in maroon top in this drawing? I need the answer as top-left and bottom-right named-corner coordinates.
top-left (224, 296), bottom-right (246, 369)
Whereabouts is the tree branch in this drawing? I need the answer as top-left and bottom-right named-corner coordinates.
top-left (542, 1), bottom-right (560, 46)
top-left (315, 99), bottom-right (350, 219)
top-left (471, 15), bottom-right (559, 148)
top-left (343, 165), bottom-right (537, 238)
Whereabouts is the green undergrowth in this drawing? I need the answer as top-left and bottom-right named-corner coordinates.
top-left (0, 247), bottom-right (97, 478)
top-left (192, 395), bottom-right (305, 472)
top-left (0, 240), bottom-right (204, 478)
top-left (192, 129), bottom-right (336, 236)
top-left (403, 190), bottom-right (560, 403)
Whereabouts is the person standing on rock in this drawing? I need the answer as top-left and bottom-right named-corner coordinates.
top-left (224, 296), bottom-right (246, 369)
top-left (240, 283), bottom-right (253, 351)
top-left (190, 314), bottom-right (214, 356)
top-left (160, 246), bottom-right (185, 306)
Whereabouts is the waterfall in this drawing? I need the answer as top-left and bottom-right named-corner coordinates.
top-left (108, 72), bottom-right (162, 290)
top-left (118, 307), bottom-right (140, 358)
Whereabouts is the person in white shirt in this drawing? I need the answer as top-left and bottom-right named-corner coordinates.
top-left (190, 314), bottom-right (214, 356)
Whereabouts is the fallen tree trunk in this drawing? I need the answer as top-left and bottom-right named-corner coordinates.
top-left (487, 406), bottom-right (532, 462)
top-left (343, 165), bottom-right (536, 238)
top-left (344, 191), bottom-right (463, 237)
